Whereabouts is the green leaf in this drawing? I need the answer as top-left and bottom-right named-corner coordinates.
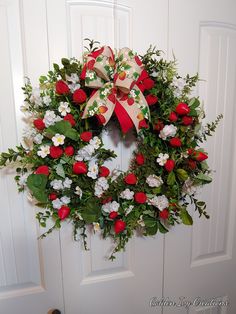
top-left (46, 120), bottom-right (78, 141)
top-left (152, 186), bottom-right (162, 194)
top-left (195, 173), bottom-right (212, 183)
top-left (143, 216), bottom-right (156, 228)
top-left (27, 174), bottom-right (47, 189)
top-left (189, 98), bottom-right (200, 109)
top-left (65, 128), bottom-right (79, 140)
top-left (145, 223), bottom-right (158, 235)
top-left (180, 208), bottom-right (193, 225)
top-left (55, 164), bottom-right (65, 178)
top-left (167, 172), bottom-right (176, 185)
top-left (80, 201), bottom-right (100, 223)
top-left (27, 174), bottom-right (48, 203)
top-left (157, 221), bottom-right (169, 233)
top-left (176, 169), bottom-right (189, 181)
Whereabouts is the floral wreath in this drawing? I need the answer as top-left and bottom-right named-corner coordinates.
top-left (0, 40), bottom-right (222, 259)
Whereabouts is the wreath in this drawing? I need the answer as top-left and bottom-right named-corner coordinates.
top-left (0, 39), bottom-right (222, 259)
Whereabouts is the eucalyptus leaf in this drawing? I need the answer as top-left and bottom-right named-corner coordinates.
top-left (180, 208), bottom-right (193, 225)
top-left (176, 169), bottom-right (189, 181)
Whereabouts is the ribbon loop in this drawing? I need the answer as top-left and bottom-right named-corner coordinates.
top-left (82, 46), bottom-right (151, 133)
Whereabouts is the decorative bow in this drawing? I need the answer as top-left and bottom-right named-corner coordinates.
top-left (81, 46), bottom-right (151, 133)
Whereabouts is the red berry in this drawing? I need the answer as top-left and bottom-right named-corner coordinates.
top-left (145, 94), bottom-right (158, 106)
top-left (73, 89), bottom-right (87, 104)
top-left (135, 153), bottom-right (145, 165)
top-left (109, 211), bottom-right (118, 219)
top-left (50, 146), bottom-right (63, 159)
top-left (164, 159), bottom-right (175, 172)
top-left (64, 146), bottom-right (74, 156)
top-left (80, 131), bottom-right (92, 142)
top-left (55, 80), bottom-right (70, 95)
top-left (64, 114), bottom-right (76, 127)
top-left (58, 205), bottom-right (70, 220)
top-left (99, 166), bottom-right (110, 177)
top-left (101, 197), bottom-right (113, 204)
top-left (192, 151), bottom-right (208, 162)
top-left (175, 103), bottom-right (190, 115)
top-left (33, 119), bottom-right (45, 130)
top-left (134, 192), bottom-right (147, 204)
top-left (124, 173), bottom-right (137, 185)
top-left (114, 219), bottom-right (126, 234)
top-left (138, 119), bottom-right (148, 129)
top-left (73, 161), bottom-right (87, 174)
top-left (169, 137), bottom-right (182, 147)
top-left (169, 112), bottom-right (178, 122)
top-left (187, 159), bottom-right (197, 170)
top-left (159, 209), bottom-right (169, 219)
top-left (49, 193), bottom-right (57, 201)
top-left (182, 116), bottom-right (193, 126)
top-left (35, 165), bottom-right (49, 176)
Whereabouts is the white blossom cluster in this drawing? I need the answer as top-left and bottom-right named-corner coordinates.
top-left (146, 175), bottom-right (163, 188)
top-left (101, 201), bottom-right (120, 214)
top-left (43, 110), bottom-right (62, 127)
top-left (50, 177), bottom-right (72, 190)
top-left (156, 153), bottom-right (169, 166)
top-left (159, 124), bottom-right (177, 140)
top-left (120, 188), bottom-right (134, 200)
top-left (75, 136), bottom-right (102, 161)
top-left (52, 196), bottom-right (71, 209)
top-left (66, 73), bottom-right (81, 92)
top-left (147, 195), bottom-right (169, 211)
top-left (94, 177), bottom-right (109, 197)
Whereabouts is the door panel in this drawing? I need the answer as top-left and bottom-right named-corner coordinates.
top-left (164, 1), bottom-right (236, 313)
top-left (45, 0), bottom-right (168, 313)
top-left (0, 1), bottom-right (64, 313)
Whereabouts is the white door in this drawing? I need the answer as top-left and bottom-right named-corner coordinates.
top-left (44, 0), bottom-right (168, 313)
top-left (164, 1), bottom-right (236, 313)
top-left (0, 1), bottom-right (64, 314)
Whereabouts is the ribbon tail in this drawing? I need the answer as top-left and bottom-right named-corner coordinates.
top-left (114, 100), bottom-right (134, 133)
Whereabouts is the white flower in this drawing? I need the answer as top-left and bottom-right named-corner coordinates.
top-left (43, 110), bottom-right (57, 127)
top-left (182, 178), bottom-right (196, 195)
top-left (172, 77), bottom-right (186, 97)
top-left (52, 134), bottom-right (65, 146)
top-left (94, 177), bottom-right (109, 197)
top-left (37, 145), bottom-right (50, 158)
top-left (75, 186), bottom-right (83, 199)
top-left (159, 124), bottom-right (177, 140)
top-left (125, 205), bottom-right (134, 216)
top-left (87, 72), bottom-right (95, 79)
top-left (68, 83), bottom-right (81, 92)
top-left (30, 88), bottom-right (42, 106)
top-left (18, 173), bottom-right (29, 186)
top-left (150, 71), bottom-right (158, 78)
top-left (102, 201), bottom-right (119, 213)
top-left (50, 179), bottom-right (64, 190)
top-left (156, 153), bottom-right (169, 166)
top-left (66, 73), bottom-right (79, 84)
top-left (75, 144), bottom-right (95, 161)
top-left (43, 95), bottom-right (51, 106)
top-left (33, 133), bottom-right (43, 144)
top-left (148, 195), bottom-right (169, 211)
top-left (23, 126), bottom-right (36, 140)
top-left (89, 136), bottom-right (101, 149)
top-left (58, 102), bottom-right (71, 116)
top-left (146, 175), bottom-right (163, 188)
top-left (87, 162), bottom-right (99, 179)
top-left (120, 188), bottom-right (134, 200)
top-left (52, 198), bottom-right (63, 209)
top-left (61, 196), bottom-right (71, 204)
top-left (63, 177), bottom-right (72, 189)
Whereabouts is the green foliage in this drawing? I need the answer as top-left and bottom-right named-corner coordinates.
top-left (0, 41), bottom-right (222, 259)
